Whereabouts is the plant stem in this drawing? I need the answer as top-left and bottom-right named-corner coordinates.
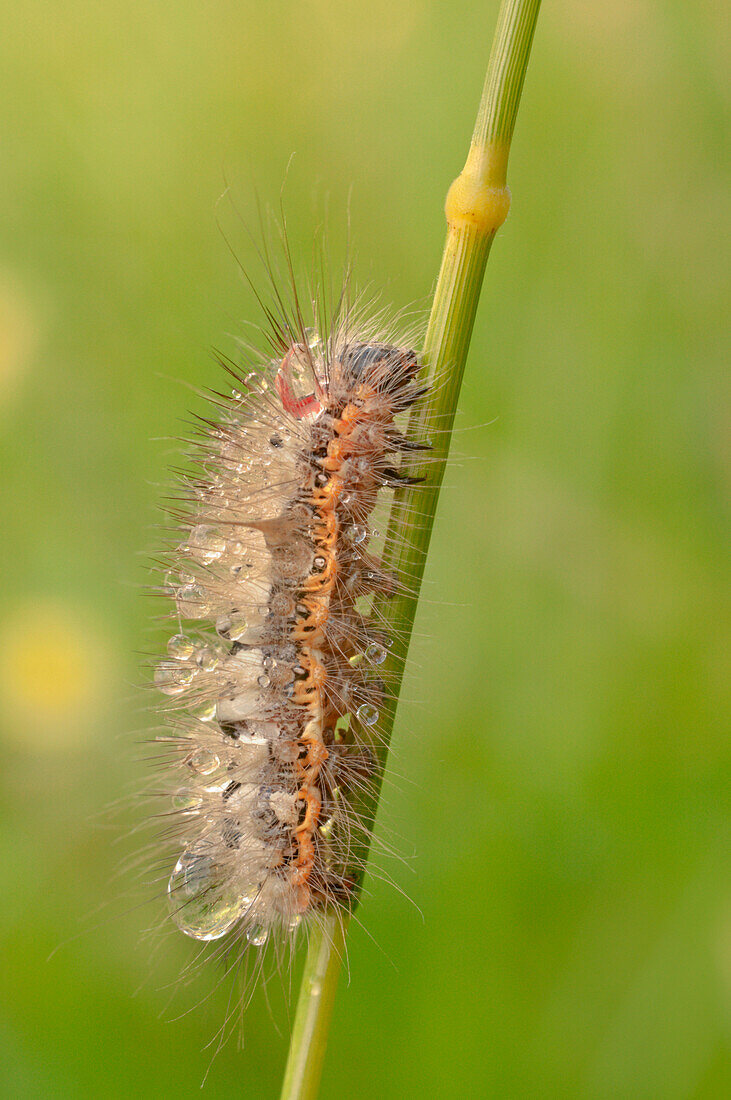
top-left (279, 913), bottom-right (348, 1100)
top-left (280, 2), bottom-right (541, 1096)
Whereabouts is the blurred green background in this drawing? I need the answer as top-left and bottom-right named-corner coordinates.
top-left (1, 1), bottom-right (728, 1096)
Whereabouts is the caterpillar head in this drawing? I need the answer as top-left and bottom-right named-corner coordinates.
top-left (275, 339), bottom-right (421, 421)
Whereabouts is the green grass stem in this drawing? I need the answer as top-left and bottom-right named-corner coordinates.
top-left (280, 3), bottom-right (542, 1097)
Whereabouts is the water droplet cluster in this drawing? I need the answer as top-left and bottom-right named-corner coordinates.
top-left (156, 334), bottom-right (423, 946)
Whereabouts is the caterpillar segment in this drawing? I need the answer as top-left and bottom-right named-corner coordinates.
top-left (158, 337), bottom-right (425, 945)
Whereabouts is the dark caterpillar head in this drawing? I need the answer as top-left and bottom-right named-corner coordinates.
top-left (341, 343), bottom-right (421, 393)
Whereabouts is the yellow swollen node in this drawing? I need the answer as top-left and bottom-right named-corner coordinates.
top-left (445, 142), bottom-right (511, 234)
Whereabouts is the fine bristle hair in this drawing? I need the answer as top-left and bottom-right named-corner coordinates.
top-left (148, 226), bottom-right (430, 1001)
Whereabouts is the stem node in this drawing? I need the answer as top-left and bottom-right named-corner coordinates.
top-left (445, 143), bottom-right (512, 233)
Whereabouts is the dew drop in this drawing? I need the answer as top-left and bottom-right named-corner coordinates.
top-left (216, 613), bottom-right (249, 641)
top-left (168, 851), bottom-right (246, 941)
top-left (194, 646), bottom-right (218, 671)
top-left (171, 788), bottom-right (203, 812)
top-left (167, 634), bottom-right (194, 660)
top-left (305, 328), bottom-right (323, 354)
top-left (187, 749), bottom-right (220, 775)
top-left (191, 700), bottom-right (217, 722)
top-left (177, 584), bottom-right (211, 619)
top-left (351, 524), bottom-right (368, 545)
top-left (246, 924), bottom-right (269, 947)
top-left (188, 525), bottom-right (227, 564)
top-left (365, 643), bottom-right (388, 665)
top-left (269, 661), bottom-right (295, 687)
top-left (154, 662), bottom-right (187, 696)
top-left (356, 703), bottom-right (379, 727)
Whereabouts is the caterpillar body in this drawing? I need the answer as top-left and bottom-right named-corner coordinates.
top-left (155, 302), bottom-right (426, 953)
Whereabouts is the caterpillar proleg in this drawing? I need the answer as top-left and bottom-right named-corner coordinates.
top-left (153, 267), bottom-right (427, 960)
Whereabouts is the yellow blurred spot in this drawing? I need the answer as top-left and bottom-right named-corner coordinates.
top-left (0, 600), bottom-right (110, 750)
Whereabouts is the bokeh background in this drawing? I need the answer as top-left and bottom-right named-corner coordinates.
top-left (1, 1), bottom-right (728, 1096)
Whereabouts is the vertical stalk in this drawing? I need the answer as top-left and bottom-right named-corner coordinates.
top-left (371, 0), bottom-right (541, 758)
top-left (279, 913), bottom-right (348, 1100)
top-left (280, 3), bottom-right (541, 1097)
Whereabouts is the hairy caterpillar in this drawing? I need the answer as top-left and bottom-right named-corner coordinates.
top-left (153, 274), bottom-right (427, 958)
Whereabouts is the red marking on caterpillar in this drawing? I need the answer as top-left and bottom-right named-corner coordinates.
top-left (275, 344), bottom-right (323, 419)
top-left (153, 293), bottom-right (427, 958)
